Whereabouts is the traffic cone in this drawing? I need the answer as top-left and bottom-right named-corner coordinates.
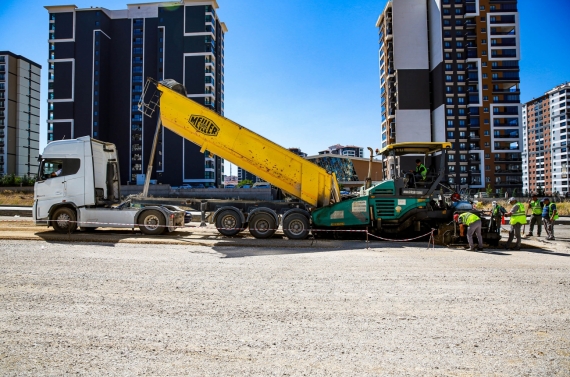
top-left (501, 216), bottom-right (506, 225)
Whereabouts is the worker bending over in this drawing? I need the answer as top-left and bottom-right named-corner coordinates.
top-left (454, 212), bottom-right (484, 251)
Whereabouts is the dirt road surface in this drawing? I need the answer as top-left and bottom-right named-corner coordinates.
top-left (0, 219), bottom-right (569, 376)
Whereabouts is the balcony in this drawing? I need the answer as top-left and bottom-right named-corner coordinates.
top-left (492, 75), bottom-right (520, 82)
top-left (493, 63), bottom-right (519, 70)
top-left (492, 87), bottom-right (520, 94)
top-left (493, 107), bottom-right (519, 116)
top-left (490, 15), bottom-right (516, 24)
top-left (490, 28), bottom-right (516, 36)
top-left (469, 133), bottom-right (480, 141)
top-left (495, 154), bottom-right (522, 162)
top-left (494, 132), bottom-right (519, 139)
top-left (491, 38), bottom-right (517, 47)
top-left (490, 4), bottom-right (518, 12)
top-left (495, 169), bottom-right (522, 175)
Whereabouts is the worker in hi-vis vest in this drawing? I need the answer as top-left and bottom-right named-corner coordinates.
top-left (503, 197), bottom-right (527, 250)
top-left (454, 212), bottom-right (484, 251)
top-left (526, 193), bottom-right (543, 237)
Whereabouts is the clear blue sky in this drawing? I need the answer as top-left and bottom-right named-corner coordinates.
top-left (1, 0), bottom-right (569, 161)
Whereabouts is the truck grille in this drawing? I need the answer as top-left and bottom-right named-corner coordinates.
top-left (375, 199), bottom-right (395, 217)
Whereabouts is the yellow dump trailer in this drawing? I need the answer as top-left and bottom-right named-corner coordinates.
top-left (148, 79), bottom-right (339, 208)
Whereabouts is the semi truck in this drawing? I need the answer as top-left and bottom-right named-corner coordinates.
top-left (33, 136), bottom-right (185, 235)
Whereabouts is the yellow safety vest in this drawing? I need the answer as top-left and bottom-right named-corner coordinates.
top-left (529, 200), bottom-right (542, 215)
top-left (415, 164), bottom-right (427, 180)
top-left (510, 202), bottom-right (527, 225)
top-left (459, 212), bottom-right (480, 226)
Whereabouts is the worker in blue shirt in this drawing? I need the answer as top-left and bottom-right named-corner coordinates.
top-left (542, 197), bottom-right (558, 241)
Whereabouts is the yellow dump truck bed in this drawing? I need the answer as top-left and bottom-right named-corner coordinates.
top-left (155, 80), bottom-right (339, 207)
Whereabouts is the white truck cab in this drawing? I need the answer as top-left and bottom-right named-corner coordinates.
top-left (34, 136), bottom-right (184, 235)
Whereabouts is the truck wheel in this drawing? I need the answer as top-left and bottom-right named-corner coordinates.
top-left (52, 207), bottom-right (78, 234)
top-left (139, 210), bottom-right (166, 235)
top-left (283, 213), bottom-right (310, 240)
top-left (248, 212), bottom-right (276, 239)
top-left (216, 210), bottom-right (243, 236)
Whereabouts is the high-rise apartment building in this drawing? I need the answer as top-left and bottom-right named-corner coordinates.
top-left (0, 52), bottom-right (41, 177)
top-left (376, 0), bottom-right (522, 194)
top-left (45, 0), bottom-right (226, 187)
top-left (522, 82), bottom-right (570, 195)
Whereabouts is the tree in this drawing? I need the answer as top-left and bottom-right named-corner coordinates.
top-left (237, 179), bottom-right (253, 188)
top-left (486, 184), bottom-right (493, 197)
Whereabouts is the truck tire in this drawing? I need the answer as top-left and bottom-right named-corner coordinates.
top-left (139, 210), bottom-right (166, 235)
top-left (283, 213), bottom-right (310, 240)
top-left (216, 210), bottom-right (243, 236)
top-left (248, 212), bottom-right (277, 239)
top-left (52, 207), bottom-right (78, 234)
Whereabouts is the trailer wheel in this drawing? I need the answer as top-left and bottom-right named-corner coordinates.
top-left (139, 210), bottom-right (166, 235)
top-left (216, 210), bottom-right (243, 236)
top-left (52, 207), bottom-right (78, 234)
top-left (283, 213), bottom-right (310, 240)
top-left (249, 212), bottom-right (277, 239)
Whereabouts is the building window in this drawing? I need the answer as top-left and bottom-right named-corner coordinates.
top-left (484, 107), bottom-right (489, 113)
top-left (480, 5), bottom-right (485, 10)
top-left (447, 120), bottom-right (454, 126)
top-left (447, 98), bottom-right (453, 104)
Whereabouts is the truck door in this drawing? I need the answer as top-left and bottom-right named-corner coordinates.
top-left (34, 158), bottom-right (82, 219)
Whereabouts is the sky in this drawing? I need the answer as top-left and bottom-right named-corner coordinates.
top-left (1, 0), bottom-right (569, 168)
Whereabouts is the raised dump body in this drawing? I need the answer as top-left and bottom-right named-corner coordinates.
top-left (141, 79), bottom-right (339, 208)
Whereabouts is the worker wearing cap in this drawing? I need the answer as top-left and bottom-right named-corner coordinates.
top-left (454, 212), bottom-right (484, 251)
top-left (526, 193), bottom-right (543, 237)
top-left (503, 197), bottom-right (527, 250)
top-left (542, 197), bottom-right (558, 241)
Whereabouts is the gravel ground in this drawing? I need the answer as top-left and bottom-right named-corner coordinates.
top-left (1, 238), bottom-right (569, 376)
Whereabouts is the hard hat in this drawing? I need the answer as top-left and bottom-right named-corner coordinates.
top-left (453, 213), bottom-right (459, 222)
top-left (492, 201), bottom-right (497, 206)
top-left (508, 197), bottom-right (517, 202)
top-left (542, 197), bottom-right (550, 202)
